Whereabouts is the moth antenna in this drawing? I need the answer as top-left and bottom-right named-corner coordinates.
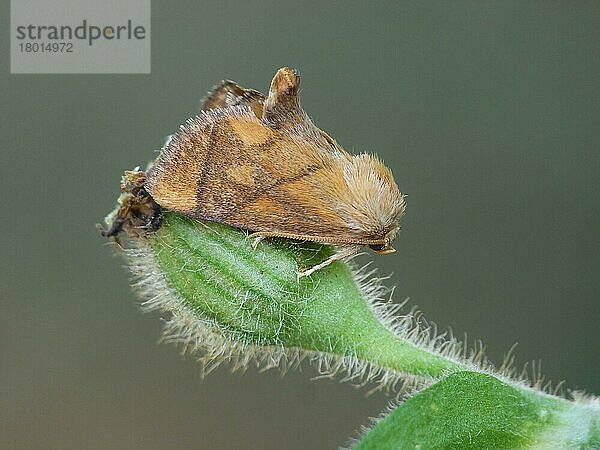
top-left (262, 67), bottom-right (304, 128)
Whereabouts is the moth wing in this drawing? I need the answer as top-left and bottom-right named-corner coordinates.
top-left (203, 69), bottom-right (351, 159)
top-left (201, 80), bottom-right (265, 117)
top-left (145, 106), bottom-right (370, 243)
top-left (261, 67), bottom-right (352, 159)
top-left (147, 67), bottom-right (383, 244)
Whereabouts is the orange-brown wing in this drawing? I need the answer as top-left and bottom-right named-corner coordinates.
top-left (146, 67), bottom-right (382, 244)
top-left (145, 106), bottom-right (367, 241)
top-left (202, 69), bottom-right (350, 158)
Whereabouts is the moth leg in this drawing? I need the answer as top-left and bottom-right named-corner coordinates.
top-left (250, 234), bottom-right (265, 250)
top-left (248, 231), bottom-right (289, 250)
top-left (248, 231), bottom-right (286, 250)
top-left (148, 202), bottom-right (162, 232)
top-left (299, 245), bottom-right (361, 278)
top-left (99, 217), bottom-right (124, 238)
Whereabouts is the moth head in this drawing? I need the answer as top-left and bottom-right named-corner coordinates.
top-left (369, 242), bottom-right (396, 254)
top-left (340, 154), bottom-right (406, 245)
top-left (368, 226), bottom-right (399, 254)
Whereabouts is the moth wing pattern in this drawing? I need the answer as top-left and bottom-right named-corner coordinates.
top-left (145, 106), bottom-right (377, 243)
top-left (146, 67), bottom-right (405, 247)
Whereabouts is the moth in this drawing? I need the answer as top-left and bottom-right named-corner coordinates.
top-left (110, 67), bottom-right (406, 276)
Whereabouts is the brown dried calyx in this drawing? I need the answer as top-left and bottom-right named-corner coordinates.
top-left (100, 169), bottom-right (161, 242)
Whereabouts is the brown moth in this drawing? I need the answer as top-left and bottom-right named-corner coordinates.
top-left (145, 67), bottom-right (406, 276)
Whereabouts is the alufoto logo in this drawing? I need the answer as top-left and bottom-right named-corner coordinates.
top-left (15, 19), bottom-right (147, 46)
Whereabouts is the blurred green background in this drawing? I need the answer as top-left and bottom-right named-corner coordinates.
top-left (2, 1), bottom-right (599, 449)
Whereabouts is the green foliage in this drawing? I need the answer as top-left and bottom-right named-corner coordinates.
top-left (114, 210), bottom-right (600, 449)
top-left (356, 371), bottom-right (563, 450)
top-left (150, 212), bottom-right (462, 380)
